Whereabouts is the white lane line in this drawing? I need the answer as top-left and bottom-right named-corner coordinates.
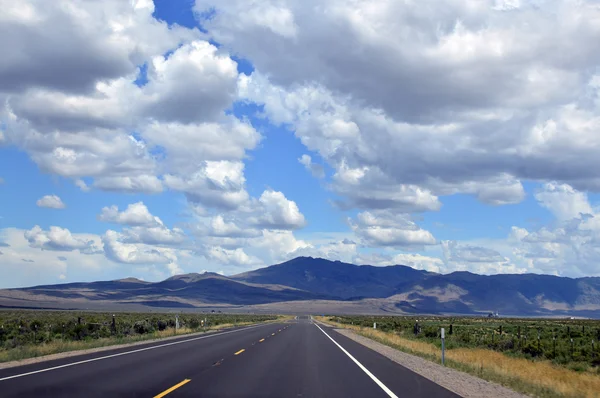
top-left (314, 323), bottom-right (398, 398)
top-left (0, 323), bottom-right (273, 382)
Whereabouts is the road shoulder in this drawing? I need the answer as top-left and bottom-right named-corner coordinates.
top-left (0, 323), bottom-right (274, 371)
top-left (333, 328), bottom-right (527, 398)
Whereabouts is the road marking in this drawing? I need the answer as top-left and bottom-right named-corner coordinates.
top-left (314, 323), bottom-right (398, 398)
top-left (279, 329), bottom-right (282, 332)
top-left (272, 333), bottom-right (275, 336)
top-left (259, 338), bottom-right (265, 342)
top-left (154, 379), bottom-right (191, 398)
top-left (234, 349), bottom-right (245, 355)
top-left (0, 323), bottom-right (272, 382)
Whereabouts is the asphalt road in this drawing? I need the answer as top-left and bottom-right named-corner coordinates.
top-left (0, 317), bottom-right (459, 397)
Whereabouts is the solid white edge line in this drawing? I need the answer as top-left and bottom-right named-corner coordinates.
top-left (0, 323), bottom-right (272, 382)
top-left (314, 323), bottom-right (398, 398)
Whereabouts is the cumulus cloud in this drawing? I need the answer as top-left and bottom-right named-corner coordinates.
top-left (5, 0), bottom-right (600, 282)
top-left (140, 40), bottom-right (239, 124)
top-left (286, 238), bottom-right (358, 264)
top-left (102, 230), bottom-right (176, 264)
top-left (93, 175), bottom-right (163, 194)
top-left (354, 252), bottom-right (444, 273)
top-left (442, 241), bottom-right (506, 263)
top-left (508, 183), bottom-right (600, 276)
top-left (224, 1), bottom-right (600, 211)
top-left (350, 210), bottom-right (437, 249)
top-left (298, 154), bottom-right (325, 178)
top-left (534, 182), bottom-right (593, 221)
top-left (98, 202), bottom-right (186, 246)
top-left (75, 179), bottom-right (91, 192)
top-left (163, 161), bottom-right (250, 210)
top-left (98, 202), bottom-right (163, 227)
top-left (36, 195), bottom-right (66, 209)
top-left (24, 226), bottom-right (102, 254)
top-left (0, 1), bottom-right (260, 204)
top-left (121, 226), bottom-right (187, 246)
top-left (205, 246), bottom-right (263, 267)
top-left (247, 190), bottom-right (306, 230)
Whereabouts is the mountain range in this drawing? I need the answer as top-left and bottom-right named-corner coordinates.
top-left (1, 257), bottom-right (599, 317)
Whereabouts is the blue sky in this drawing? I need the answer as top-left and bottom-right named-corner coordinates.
top-left (1, 0), bottom-right (600, 287)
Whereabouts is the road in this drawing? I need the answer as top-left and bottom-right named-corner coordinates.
top-left (0, 316), bottom-right (458, 397)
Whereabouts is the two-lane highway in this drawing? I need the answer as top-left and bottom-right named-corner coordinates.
top-left (0, 317), bottom-right (458, 397)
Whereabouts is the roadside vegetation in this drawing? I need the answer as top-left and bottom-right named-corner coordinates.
top-left (318, 315), bottom-right (600, 398)
top-left (0, 310), bottom-right (280, 363)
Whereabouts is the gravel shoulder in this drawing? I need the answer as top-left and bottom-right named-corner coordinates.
top-left (333, 327), bottom-right (529, 398)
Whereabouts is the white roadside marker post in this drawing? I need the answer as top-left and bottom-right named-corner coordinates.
top-left (374, 322), bottom-right (377, 329)
top-left (441, 328), bottom-right (445, 366)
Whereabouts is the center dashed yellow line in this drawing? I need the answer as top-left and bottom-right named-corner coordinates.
top-left (154, 379), bottom-right (191, 398)
top-left (259, 338), bottom-right (265, 342)
top-left (234, 349), bottom-right (245, 355)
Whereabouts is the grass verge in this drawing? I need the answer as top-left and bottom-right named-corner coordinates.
top-left (316, 317), bottom-right (600, 398)
top-left (0, 318), bottom-right (286, 364)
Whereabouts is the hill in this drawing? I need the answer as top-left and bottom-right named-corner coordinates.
top-left (1, 257), bottom-right (599, 317)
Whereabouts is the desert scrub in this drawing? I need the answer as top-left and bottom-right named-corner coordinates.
top-left (0, 310), bottom-right (280, 363)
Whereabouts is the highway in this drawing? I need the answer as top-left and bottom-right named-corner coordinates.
top-left (0, 316), bottom-right (458, 397)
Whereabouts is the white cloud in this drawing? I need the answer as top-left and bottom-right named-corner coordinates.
top-left (36, 195), bottom-right (66, 209)
top-left (122, 226), bottom-right (186, 246)
top-left (205, 246), bottom-right (263, 267)
top-left (140, 40), bottom-right (239, 124)
top-left (98, 202), bottom-right (163, 227)
top-left (287, 238), bottom-right (358, 264)
top-left (534, 182), bottom-right (593, 221)
top-left (248, 190), bottom-right (306, 230)
top-left (298, 154), bottom-right (325, 178)
top-left (102, 230), bottom-right (176, 264)
top-left (354, 252), bottom-right (444, 273)
top-left (350, 210), bottom-right (437, 248)
top-left (74, 179), bottom-right (90, 192)
top-left (93, 175), bottom-right (163, 194)
top-left (163, 161), bottom-right (250, 210)
top-left (223, 1), bottom-right (600, 212)
top-left (0, 2), bottom-right (260, 205)
top-left (98, 202), bottom-right (185, 246)
top-left (507, 183), bottom-right (600, 276)
top-left (442, 240), bottom-right (506, 263)
top-left (24, 226), bottom-right (102, 254)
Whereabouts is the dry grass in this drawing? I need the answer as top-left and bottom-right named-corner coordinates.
top-left (317, 317), bottom-right (600, 398)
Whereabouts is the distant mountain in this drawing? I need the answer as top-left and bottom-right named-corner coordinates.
top-left (231, 257), bottom-right (430, 299)
top-left (1, 257), bottom-right (599, 317)
top-left (0, 271), bottom-right (328, 307)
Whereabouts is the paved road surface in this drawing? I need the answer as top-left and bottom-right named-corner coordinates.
top-left (0, 316), bottom-right (458, 397)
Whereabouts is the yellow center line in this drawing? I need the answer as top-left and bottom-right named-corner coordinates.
top-left (259, 338), bottom-right (265, 342)
top-left (153, 379), bottom-right (191, 398)
top-left (234, 349), bottom-right (245, 355)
